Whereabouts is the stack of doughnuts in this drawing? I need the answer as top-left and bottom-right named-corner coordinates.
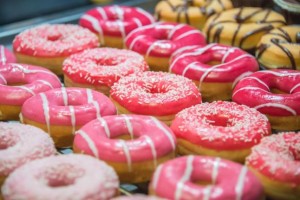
top-left (1, 1), bottom-right (300, 200)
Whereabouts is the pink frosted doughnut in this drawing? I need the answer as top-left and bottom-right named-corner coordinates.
top-left (110, 71), bottom-right (202, 125)
top-left (79, 5), bottom-right (154, 48)
top-left (63, 48), bottom-right (149, 96)
top-left (0, 122), bottom-right (56, 185)
top-left (20, 87), bottom-right (116, 148)
top-left (112, 195), bottom-right (163, 200)
top-left (13, 24), bottom-right (99, 75)
top-left (170, 101), bottom-right (271, 162)
top-left (2, 154), bottom-right (119, 200)
top-left (246, 132), bottom-right (300, 200)
top-left (125, 22), bottom-right (206, 71)
top-left (0, 63), bottom-right (61, 120)
top-left (169, 44), bottom-right (259, 101)
top-left (149, 156), bottom-right (264, 200)
top-left (73, 114), bottom-right (176, 183)
top-left (0, 45), bottom-right (16, 66)
top-left (232, 69), bottom-right (300, 131)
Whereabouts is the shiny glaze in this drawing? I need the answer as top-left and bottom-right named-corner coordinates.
top-left (125, 22), bottom-right (206, 58)
top-left (150, 156), bottom-right (264, 200)
top-left (0, 63), bottom-right (61, 105)
top-left (169, 44), bottom-right (259, 84)
top-left (232, 69), bottom-right (300, 116)
top-left (2, 154), bottom-right (119, 200)
top-left (63, 48), bottom-right (149, 87)
top-left (13, 24), bottom-right (99, 57)
top-left (0, 45), bottom-right (16, 65)
top-left (21, 87), bottom-right (116, 133)
top-left (110, 71), bottom-right (202, 116)
top-left (79, 5), bottom-right (154, 44)
top-left (0, 122), bottom-right (56, 177)
top-left (74, 115), bottom-right (176, 170)
top-left (203, 7), bottom-right (286, 50)
top-left (246, 132), bottom-right (300, 185)
top-left (171, 101), bottom-right (271, 150)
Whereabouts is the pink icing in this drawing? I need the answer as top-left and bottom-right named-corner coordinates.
top-left (125, 22), bottom-right (206, 58)
top-left (150, 156), bottom-right (264, 200)
top-left (21, 87), bottom-right (116, 132)
top-left (0, 63), bottom-right (62, 105)
top-left (112, 195), bottom-right (163, 200)
top-left (0, 45), bottom-right (16, 65)
top-left (170, 44), bottom-right (259, 83)
top-left (246, 132), bottom-right (300, 185)
top-left (171, 101), bottom-right (271, 150)
top-left (2, 154), bottom-right (119, 200)
top-left (63, 48), bottom-right (149, 87)
top-left (233, 69), bottom-right (300, 116)
top-left (0, 122), bottom-right (56, 177)
top-left (110, 71), bottom-right (202, 116)
top-left (79, 6), bottom-right (154, 43)
top-left (74, 115), bottom-right (176, 168)
top-left (13, 24), bottom-right (99, 57)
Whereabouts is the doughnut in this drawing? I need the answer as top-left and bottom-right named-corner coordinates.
top-left (246, 132), bottom-right (300, 200)
top-left (256, 25), bottom-right (300, 70)
top-left (112, 195), bottom-right (162, 200)
top-left (79, 5), bottom-right (154, 48)
top-left (13, 24), bottom-right (99, 75)
top-left (110, 71), bottom-right (202, 125)
top-left (169, 44), bottom-right (259, 102)
top-left (0, 45), bottom-right (16, 66)
top-left (203, 7), bottom-right (286, 51)
top-left (149, 155), bottom-right (264, 200)
top-left (170, 101), bottom-right (271, 162)
top-left (0, 122), bottom-right (56, 187)
top-left (155, 0), bottom-right (233, 30)
top-left (73, 114), bottom-right (177, 183)
top-left (2, 154), bottom-right (119, 200)
top-left (20, 87), bottom-right (117, 148)
top-left (0, 63), bottom-right (62, 121)
top-left (63, 48), bottom-right (149, 96)
top-left (232, 69), bottom-right (300, 131)
top-left (125, 22), bottom-right (206, 71)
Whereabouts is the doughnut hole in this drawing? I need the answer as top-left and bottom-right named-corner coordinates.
top-left (143, 82), bottom-right (168, 94)
top-left (204, 114), bottom-right (232, 127)
top-left (96, 58), bottom-right (121, 66)
top-left (47, 34), bottom-right (62, 42)
top-left (41, 164), bottom-right (84, 188)
top-left (0, 133), bottom-right (18, 150)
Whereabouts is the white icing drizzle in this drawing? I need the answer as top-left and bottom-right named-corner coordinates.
top-left (144, 135), bottom-right (157, 168)
top-left (0, 74), bottom-right (7, 84)
top-left (119, 140), bottom-right (132, 172)
top-left (175, 156), bottom-right (194, 200)
top-left (168, 24), bottom-right (184, 40)
top-left (182, 61), bottom-right (198, 77)
top-left (136, 7), bottom-right (155, 23)
top-left (86, 89), bottom-right (101, 118)
top-left (114, 5), bottom-right (124, 20)
top-left (122, 114), bottom-right (134, 139)
top-left (19, 113), bottom-right (24, 123)
top-left (76, 130), bottom-right (99, 158)
top-left (290, 83), bottom-right (300, 94)
top-left (81, 15), bottom-right (104, 44)
top-left (40, 93), bottom-right (51, 134)
top-left (203, 186), bottom-right (212, 200)
top-left (145, 40), bottom-right (166, 58)
top-left (125, 23), bottom-right (156, 44)
top-left (152, 164), bottom-right (163, 190)
top-left (69, 105), bottom-right (76, 134)
top-left (235, 76), bottom-right (269, 90)
top-left (221, 47), bottom-right (239, 63)
top-left (11, 64), bottom-right (59, 80)
top-left (174, 30), bottom-right (202, 41)
top-left (128, 35), bottom-right (145, 50)
top-left (260, 70), bottom-right (299, 77)
top-left (232, 71), bottom-right (254, 89)
top-left (17, 86), bottom-right (35, 95)
top-left (36, 80), bottom-right (54, 89)
top-left (151, 117), bottom-right (175, 150)
top-left (169, 43), bottom-right (217, 72)
top-left (133, 18), bottom-right (143, 27)
top-left (254, 103), bottom-right (297, 115)
top-left (0, 46), bottom-right (6, 64)
top-left (199, 54), bottom-right (252, 87)
top-left (235, 166), bottom-right (248, 200)
top-left (232, 86), bottom-right (267, 98)
top-left (212, 157), bottom-right (221, 184)
top-left (97, 117), bottom-right (110, 138)
top-left (116, 20), bottom-right (126, 47)
top-left (170, 45), bottom-right (198, 61)
top-left (96, 7), bottom-right (108, 20)
top-left (61, 87), bottom-right (68, 106)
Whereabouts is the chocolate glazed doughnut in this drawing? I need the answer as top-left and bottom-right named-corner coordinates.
top-left (203, 7), bottom-right (286, 51)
